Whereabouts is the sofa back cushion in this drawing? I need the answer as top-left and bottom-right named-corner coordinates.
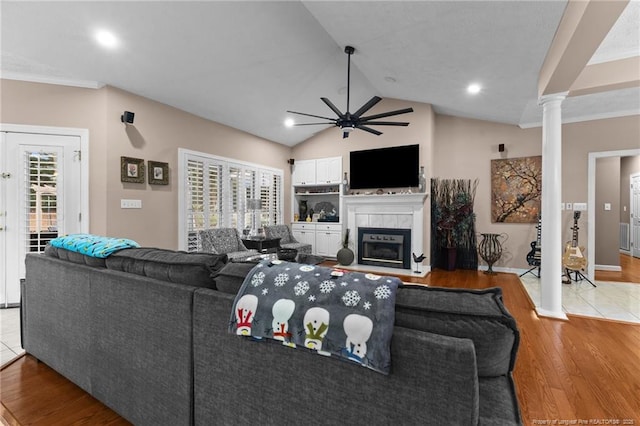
top-left (44, 244), bottom-right (107, 268)
top-left (105, 248), bottom-right (227, 289)
top-left (394, 285), bottom-right (519, 377)
top-left (212, 260), bottom-right (258, 294)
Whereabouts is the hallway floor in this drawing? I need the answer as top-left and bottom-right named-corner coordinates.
top-left (0, 308), bottom-right (24, 367)
top-left (520, 275), bottom-right (640, 323)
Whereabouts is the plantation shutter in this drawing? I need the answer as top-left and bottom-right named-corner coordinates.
top-left (185, 158), bottom-right (204, 252)
top-left (179, 149), bottom-right (284, 251)
top-left (26, 151), bottom-right (59, 252)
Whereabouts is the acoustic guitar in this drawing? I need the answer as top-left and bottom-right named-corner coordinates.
top-left (526, 215), bottom-right (542, 267)
top-left (562, 211), bottom-right (587, 271)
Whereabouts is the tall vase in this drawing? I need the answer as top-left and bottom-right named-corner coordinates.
top-left (298, 200), bottom-right (307, 222)
top-left (478, 233), bottom-right (507, 274)
top-left (418, 166), bottom-right (426, 193)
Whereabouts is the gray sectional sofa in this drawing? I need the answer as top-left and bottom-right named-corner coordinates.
top-left (22, 246), bottom-right (522, 425)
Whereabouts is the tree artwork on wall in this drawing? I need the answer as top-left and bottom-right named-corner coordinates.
top-left (491, 155), bottom-right (541, 223)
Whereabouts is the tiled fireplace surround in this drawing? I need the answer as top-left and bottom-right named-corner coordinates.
top-left (343, 193), bottom-right (428, 274)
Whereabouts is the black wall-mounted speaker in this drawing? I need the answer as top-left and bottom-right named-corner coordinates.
top-left (498, 143), bottom-right (505, 152)
top-left (121, 111), bottom-right (135, 124)
top-left (287, 158), bottom-right (295, 165)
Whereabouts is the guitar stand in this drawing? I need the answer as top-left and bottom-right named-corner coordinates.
top-left (564, 268), bottom-right (596, 287)
top-left (519, 265), bottom-right (540, 278)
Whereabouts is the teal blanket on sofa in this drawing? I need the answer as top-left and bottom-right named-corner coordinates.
top-left (50, 234), bottom-right (139, 258)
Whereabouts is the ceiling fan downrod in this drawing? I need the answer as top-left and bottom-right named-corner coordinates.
top-left (345, 45), bottom-right (354, 115)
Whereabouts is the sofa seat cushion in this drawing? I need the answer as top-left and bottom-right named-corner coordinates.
top-left (394, 286), bottom-right (519, 377)
top-left (105, 248), bottom-right (227, 289)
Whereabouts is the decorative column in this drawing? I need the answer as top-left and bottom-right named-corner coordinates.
top-left (537, 93), bottom-right (568, 320)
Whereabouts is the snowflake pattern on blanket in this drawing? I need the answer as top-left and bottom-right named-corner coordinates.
top-left (229, 260), bottom-right (401, 375)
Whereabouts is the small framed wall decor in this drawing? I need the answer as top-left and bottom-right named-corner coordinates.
top-left (121, 156), bottom-right (145, 184)
top-left (148, 160), bottom-right (169, 185)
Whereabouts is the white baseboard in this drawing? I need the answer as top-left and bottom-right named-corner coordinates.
top-left (595, 264), bottom-right (622, 272)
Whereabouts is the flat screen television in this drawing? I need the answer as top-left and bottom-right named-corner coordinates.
top-left (349, 144), bottom-right (419, 190)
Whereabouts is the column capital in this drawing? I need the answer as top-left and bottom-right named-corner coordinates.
top-left (538, 92), bottom-right (568, 106)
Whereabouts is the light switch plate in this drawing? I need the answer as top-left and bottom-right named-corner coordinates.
top-left (604, 203), bottom-right (611, 211)
top-left (566, 203), bottom-right (572, 210)
top-left (573, 202), bottom-right (587, 211)
top-left (121, 199), bottom-right (142, 209)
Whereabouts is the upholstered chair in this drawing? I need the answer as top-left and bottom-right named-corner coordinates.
top-left (198, 228), bottom-right (259, 262)
top-left (263, 225), bottom-right (312, 255)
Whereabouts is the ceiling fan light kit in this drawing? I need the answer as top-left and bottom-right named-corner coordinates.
top-left (287, 45), bottom-right (413, 139)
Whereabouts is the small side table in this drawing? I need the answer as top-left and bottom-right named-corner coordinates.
top-left (242, 237), bottom-right (281, 253)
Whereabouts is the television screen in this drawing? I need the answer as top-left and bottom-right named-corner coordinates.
top-left (349, 144), bottom-right (419, 190)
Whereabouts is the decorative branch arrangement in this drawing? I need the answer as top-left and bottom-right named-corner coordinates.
top-left (431, 178), bottom-right (478, 270)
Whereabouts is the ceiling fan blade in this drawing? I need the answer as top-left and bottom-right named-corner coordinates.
top-left (287, 110), bottom-right (336, 121)
top-left (293, 122), bottom-right (335, 126)
top-left (359, 107), bottom-right (414, 121)
top-left (356, 125), bottom-right (383, 136)
top-left (358, 121), bottom-right (410, 126)
top-left (352, 96), bottom-right (382, 118)
top-left (321, 98), bottom-right (344, 117)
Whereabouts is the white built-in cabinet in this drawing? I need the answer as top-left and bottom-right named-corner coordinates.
top-left (291, 223), bottom-right (316, 249)
top-left (292, 157), bottom-right (342, 185)
top-left (292, 159), bottom-right (316, 185)
top-left (314, 223), bottom-right (343, 257)
top-left (291, 156), bottom-right (344, 257)
top-left (315, 157), bottom-right (342, 184)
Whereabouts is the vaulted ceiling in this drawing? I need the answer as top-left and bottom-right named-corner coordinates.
top-left (1, 1), bottom-right (638, 146)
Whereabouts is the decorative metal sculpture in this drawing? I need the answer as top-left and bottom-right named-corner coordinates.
top-left (478, 233), bottom-right (507, 274)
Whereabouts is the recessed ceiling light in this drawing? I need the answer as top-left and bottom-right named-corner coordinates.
top-left (467, 83), bottom-right (482, 95)
top-left (95, 29), bottom-right (118, 48)
top-left (284, 118), bottom-right (295, 128)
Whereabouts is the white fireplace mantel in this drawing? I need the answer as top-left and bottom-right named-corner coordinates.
top-left (343, 193), bottom-right (428, 272)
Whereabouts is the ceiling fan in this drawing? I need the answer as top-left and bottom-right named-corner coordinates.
top-left (287, 45), bottom-right (413, 139)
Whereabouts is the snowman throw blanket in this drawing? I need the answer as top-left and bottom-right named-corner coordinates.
top-left (229, 259), bottom-right (401, 375)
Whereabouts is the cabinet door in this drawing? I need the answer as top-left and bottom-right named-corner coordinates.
top-left (292, 224), bottom-right (316, 252)
top-left (316, 157), bottom-right (342, 184)
top-left (315, 224), bottom-right (342, 257)
top-left (292, 160), bottom-right (316, 185)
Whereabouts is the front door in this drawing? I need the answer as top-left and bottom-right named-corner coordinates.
top-left (632, 173), bottom-right (640, 258)
top-left (0, 130), bottom-right (83, 307)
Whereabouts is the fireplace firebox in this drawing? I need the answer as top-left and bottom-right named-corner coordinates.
top-left (357, 227), bottom-right (412, 269)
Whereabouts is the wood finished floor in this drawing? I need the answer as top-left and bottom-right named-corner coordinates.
top-left (2, 267), bottom-right (639, 425)
top-left (594, 253), bottom-right (640, 283)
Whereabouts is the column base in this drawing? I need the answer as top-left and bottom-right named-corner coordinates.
top-left (535, 307), bottom-right (568, 320)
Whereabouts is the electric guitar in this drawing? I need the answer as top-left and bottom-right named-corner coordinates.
top-left (526, 215), bottom-right (542, 266)
top-left (562, 211), bottom-right (587, 271)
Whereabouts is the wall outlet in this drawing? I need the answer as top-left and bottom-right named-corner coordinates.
top-left (573, 202), bottom-right (587, 211)
top-left (121, 199), bottom-right (142, 209)
top-left (604, 203), bottom-right (611, 211)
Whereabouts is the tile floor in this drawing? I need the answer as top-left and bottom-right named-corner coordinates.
top-left (520, 275), bottom-right (640, 323)
top-left (1, 307), bottom-right (25, 367)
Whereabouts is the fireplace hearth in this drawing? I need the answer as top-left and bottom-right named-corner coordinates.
top-left (357, 227), bottom-right (411, 269)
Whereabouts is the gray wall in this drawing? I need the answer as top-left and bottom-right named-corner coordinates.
top-left (595, 157), bottom-right (621, 266)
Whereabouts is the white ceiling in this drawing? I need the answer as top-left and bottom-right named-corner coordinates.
top-left (1, 1), bottom-right (638, 146)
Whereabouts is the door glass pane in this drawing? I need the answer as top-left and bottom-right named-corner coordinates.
top-left (26, 151), bottom-right (58, 252)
